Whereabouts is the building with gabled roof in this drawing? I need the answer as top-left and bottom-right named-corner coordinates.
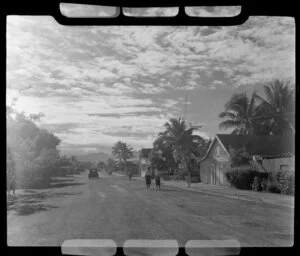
top-left (198, 134), bottom-right (294, 186)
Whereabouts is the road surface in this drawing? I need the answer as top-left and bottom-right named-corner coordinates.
top-left (7, 172), bottom-right (294, 248)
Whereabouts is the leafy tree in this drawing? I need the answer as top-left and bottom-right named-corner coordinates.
top-left (112, 141), bottom-right (123, 164)
top-left (29, 112), bottom-right (45, 122)
top-left (219, 92), bottom-right (263, 135)
top-left (6, 106), bottom-right (62, 188)
top-left (151, 136), bottom-right (177, 174)
top-left (254, 79), bottom-right (295, 135)
top-left (228, 146), bottom-right (251, 168)
top-left (158, 117), bottom-right (205, 187)
top-left (106, 158), bottom-right (116, 174)
top-left (69, 156), bottom-right (80, 174)
top-left (97, 161), bottom-right (106, 171)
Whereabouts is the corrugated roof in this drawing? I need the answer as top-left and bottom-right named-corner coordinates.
top-left (216, 134), bottom-right (295, 157)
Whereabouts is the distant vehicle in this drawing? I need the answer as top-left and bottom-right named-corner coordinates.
top-left (88, 169), bottom-right (99, 179)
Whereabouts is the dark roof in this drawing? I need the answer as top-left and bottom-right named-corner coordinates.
top-left (139, 148), bottom-right (152, 159)
top-left (216, 134), bottom-right (295, 157)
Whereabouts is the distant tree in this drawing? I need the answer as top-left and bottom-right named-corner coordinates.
top-left (112, 141), bottom-right (123, 164)
top-left (112, 141), bottom-right (134, 175)
top-left (29, 112), bottom-right (45, 122)
top-left (69, 156), bottom-right (79, 174)
top-left (106, 158), bottom-right (116, 174)
top-left (97, 161), bottom-right (106, 170)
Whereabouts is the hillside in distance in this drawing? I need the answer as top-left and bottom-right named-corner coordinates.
top-left (75, 152), bottom-right (111, 163)
top-left (75, 151), bottom-right (140, 163)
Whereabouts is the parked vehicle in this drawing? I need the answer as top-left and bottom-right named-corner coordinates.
top-left (88, 169), bottom-right (99, 179)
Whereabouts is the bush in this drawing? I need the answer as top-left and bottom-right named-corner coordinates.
top-left (274, 171), bottom-right (295, 195)
top-left (266, 181), bottom-right (281, 193)
top-left (251, 172), bottom-right (270, 192)
top-left (251, 176), bottom-right (263, 191)
top-left (252, 171), bottom-right (295, 195)
top-left (260, 178), bottom-right (268, 191)
top-left (225, 168), bottom-right (261, 190)
top-left (228, 146), bottom-right (251, 167)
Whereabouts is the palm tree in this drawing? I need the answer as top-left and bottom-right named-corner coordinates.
top-left (158, 117), bottom-right (205, 187)
top-left (112, 141), bottom-right (134, 174)
top-left (219, 92), bottom-right (263, 135)
top-left (254, 80), bottom-right (295, 135)
top-left (112, 141), bottom-right (123, 164)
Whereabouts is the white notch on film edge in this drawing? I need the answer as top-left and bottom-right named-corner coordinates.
top-left (123, 239), bottom-right (179, 248)
top-left (61, 239), bottom-right (117, 255)
top-left (186, 239), bottom-right (241, 248)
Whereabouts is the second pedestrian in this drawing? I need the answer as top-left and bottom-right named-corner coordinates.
top-left (145, 167), bottom-right (151, 190)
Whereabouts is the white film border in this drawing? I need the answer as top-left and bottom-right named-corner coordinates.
top-left (185, 239), bottom-right (241, 256)
top-left (123, 240), bottom-right (179, 256)
top-left (61, 239), bottom-right (240, 256)
top-left (61, 239), bottom-right (117, 256)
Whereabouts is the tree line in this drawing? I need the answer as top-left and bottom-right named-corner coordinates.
top-left (6, 106), bottom-right (92, 192)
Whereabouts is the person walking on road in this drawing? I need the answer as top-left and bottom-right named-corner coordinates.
top-left (145, 167), bottom-right (151, 190)
top-left (154, 168), bottom-right (161, 190)
top-left (128, 169), bottom-right (133, 180)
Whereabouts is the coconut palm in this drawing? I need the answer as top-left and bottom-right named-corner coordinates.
top-left (219, 92), bottom-right (264, 135)
top-left (254, 80), bottom-right (295, 135)
top-left (112, 141), bottom-right (134, 174)
top-left (112, 141), bottom-right (123, 163)
top-left (158, 117), bottom-right (205, 187)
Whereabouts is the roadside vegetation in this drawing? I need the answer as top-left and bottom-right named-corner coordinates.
top-left (219, 80), bottom-right (295, 195)
top-left (7, 79), bottom-right (294, 194)
top-left (6, 106), bottom-right (92, 193)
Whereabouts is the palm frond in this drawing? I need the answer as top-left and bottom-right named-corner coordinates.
top-left (219, 111), bottom-right (237, 119)
top-left (248, 91), bottom-right (257, 116)
top-left (219, 120), bottom-right (241, 130)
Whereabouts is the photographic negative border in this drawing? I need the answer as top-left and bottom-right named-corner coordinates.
top-left (3, 1), bottom-right (298, 255)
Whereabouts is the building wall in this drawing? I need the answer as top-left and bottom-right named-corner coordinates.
top-left (199, 139), bottom-right (230, 186)
top-left (140, 158), bottom-right (151, 177)
top-left (262, 156), bottom-right (295, 173)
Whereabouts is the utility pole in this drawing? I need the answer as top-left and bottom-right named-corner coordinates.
top-left (184, 92), bottom-right (187, 121)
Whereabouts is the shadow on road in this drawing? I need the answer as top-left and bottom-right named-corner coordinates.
top-left (50, 182), bottom-right (85, 188)
top-left (10, 204), bottom-right (60, 216)
top-left (51, 178), bottom-right (75, 183)
top-left (154, 188), bottom-right (178, 192)
top-left (7, 191), bottom-right (82, 216)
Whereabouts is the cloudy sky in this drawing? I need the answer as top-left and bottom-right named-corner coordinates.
top-left (6, 5), bottom-right (295, 156)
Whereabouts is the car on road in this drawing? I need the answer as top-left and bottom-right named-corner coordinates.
top-left (88, 169), bottom-right (99, 179)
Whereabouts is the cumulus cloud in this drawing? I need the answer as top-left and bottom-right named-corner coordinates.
top-left (6, 12), bottom-right (295, 154)
top-left (185, 6), bottom-right (241, 17)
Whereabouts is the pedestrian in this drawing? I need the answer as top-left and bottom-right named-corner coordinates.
top-left (145, 167), bottom-right (151, 190)
top-left (154, 169), bottom-right (161, 190)
top-left (128, 169), bottom-right (133, 180)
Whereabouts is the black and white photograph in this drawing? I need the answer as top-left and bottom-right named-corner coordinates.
top-left (6, 4), bottom-right (295, 253)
